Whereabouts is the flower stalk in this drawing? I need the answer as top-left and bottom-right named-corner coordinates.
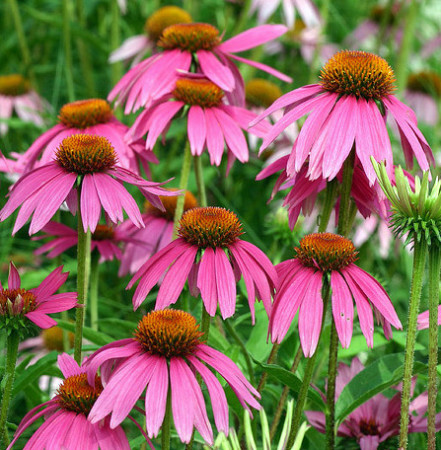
top-left (62, 0), bottom-right (75, 102)
top-left (89, 251), bottom-right (100, 331)
top-left (161, 391), bottom-right (172, 450)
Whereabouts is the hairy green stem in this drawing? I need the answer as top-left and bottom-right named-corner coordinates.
top-left (399, 236), bottom-right (428, 449)
top-left (73, 186), bottom-right (92, 364)
top-left (427, 245), bottom-right (440, 450)
top-left (326, 321), bottom-right (339, 449)
top-left (193, 155), bottom-right (207, 207)
top-left (337, 149), bottom-right (355, 236)
top-left (0, 331), bottom-right (20, 446)
top-left (62, 0), bottom-right (75, 102)
top-left (161, 390), bottom-right (172, 450)
top-left (89, 251), bottom-right (100, 331)
top-left (257, 343), bottom-right (280, 394)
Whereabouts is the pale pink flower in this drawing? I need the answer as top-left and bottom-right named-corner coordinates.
top-left (15, 98), bottom-right (157, 177)
top-left (129, 207), bottom-right (277, 322)
top-left (109, 22), bottom-right (290, 112)
top-left (352, 214), bottom-right (394, 258)
top-left (0, 263), bottom-right (77, 331)
top-left (251, 51), bottom-right (434, 186)
top-left (7, 353), bottom-right (152, 450)
top-left (305, 357), bottom-right (441, 450)
top-left (109, 6), bottom-right (192, 65)
top-left (127, 75), bottom-right (271, 170)
top-left (0, 74), bottom-right (49, 135)
top-left (85, 309), bottom-right (260, 446)
top-left (417, 305), bottom-right (441, 330)
top-left (270, 233), bottom-right (402, 357)
top-left (0, 134), bottom-right (173, 235)
top-left (119, 189), bottom-right (198, 276)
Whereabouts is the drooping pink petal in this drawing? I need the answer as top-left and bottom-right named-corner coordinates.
top-left (214, 248), bottom-right (237, 319)
top-left (197, 50), bottom-right (235, 91)
top-left (205, 108), bottom-right (225, 165)
top-left (197, 247), bottom-right (218, 316)
top-left (331, 271), bottom-right (354, 349)
top-left (25, 311), bottom-right (57, 329)
top-left (187, 106), bottom-right (206, 155)
top-left (57, 353), bottom-right (82, 378)
top-left (30, 265), bottom-right (69, 299)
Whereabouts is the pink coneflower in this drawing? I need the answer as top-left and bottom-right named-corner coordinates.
top-left (119, 189), bottom-right (198, 276)
top-left (33, 221), bottom-right (139, 263)
top-left (0, 74), bottom-right (48, 135)
top-left (109, 6), bottom-right (192, 65)
top-left (129, 207), bottom-right (277, 322)
top-left (270, 233), bottom-right (402, 356)
top-left (417, 305), bottom-right (441, 330)
top-left (86, 309), bottom-right (260, 445)
top-left (251, 50), bottom-right (434, 185)
top-left (0, 263), bottom-right (77, 332)
top-left (0, 134), bottom-right (173, 235)
top-left (305, 357), bottom-right (441, 450)
top-left (16, 98), bottom-right (157, 176)
top-left (7, 353), bottom-right (151, 450)
top-left (109, 22), bottom-right (290, 113)
top-left (128, 75), bottom-right (271, 169)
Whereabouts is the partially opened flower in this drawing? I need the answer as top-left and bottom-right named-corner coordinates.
top-left (109, 22), bottom-right (290, 112)
top-left (109, 6), bottom-right (192, 65)
top-left (0, 263), bottom-right (77, 335)
top-left (305, 357), bottom-right (441, 450)
top-left (0, 74), bottom-right (48, 135)
top-left (119, 189), bottom-right (198, 276)
top-left (0, 134), bottom-right (174, 235)
top-left (15, 98), bottom-right (157, 176)
top-left (86, 309), bottom-right (260, 445)
top-left (270, 233), bottom-right (402, 356)
top-left (128, 75), bottom-right (271, 169)
top-left (251, 50), bottom-right (434, 185)
top-left (129, 207), bottom-right (277, 322)
top-left (7, 353), bottom-right (150, 450)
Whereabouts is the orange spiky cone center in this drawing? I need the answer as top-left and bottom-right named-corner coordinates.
top-left (42, 326), bottom-right (74, 351)
top-left (158, 23), bottom-right (221, 52)
top-left (58, 99), bottom-right (113, 129)
top-left (92, 224), bottom-right (115, 241)
top-left (0, 288), bottom-right (37, 316)
top-left (0, 74), bottom-right (31, 96)
top-left (173, 77), bottom-right (224, 107)
top-left (145, 6), bottom-right (192, 41)
top-left (245, 78), bottom-right (283, 108)
top-left (407, 71), bottom-right (441, 97)
top-left (145, 189), bottom-right (198, 221)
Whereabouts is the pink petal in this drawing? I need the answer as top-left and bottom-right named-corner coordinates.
top-left (205, 108), bottom-right (225, 165)
top-left (187, 106), bottom-right (206, 155)
top-left (8, 262), bottom-right (21, 289)
top-left (214, 248), bottom-right (237, 319)
top-left (30, 266), bottom-right (68, 299)
top-left (57, 353), bottom-right (82, 378)
top-left (197, 247), bottom-right (218, 316)
top-left (80, 174), bottom-right (102, 232)
top-left (197, 50), bottom-right (235, 91)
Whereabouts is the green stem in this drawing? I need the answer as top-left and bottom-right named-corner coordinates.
top-left (337, 149), bottom-right (355, 236)
top-left (395, 0), bottom-right (420, 94)
top-left (325, 321), bottom-right (339, 449)
top-left (201, 305), bottom-right (211, 339)
top-left (269, 346), bottom-right (303, 439)
top-left (287, 281), bottom-right (331, 448)
top-left (62, 0), bottom-right (75, 102)
top-left (257, 343), bottom-right (280, 394)
top-left (233, 0), bottom-right (253, 36)
top-left (161, 390), bottom-right (172, 450)
top-left (110, 0), bottom-right (123, 89)
top-left (319, 180), bottom-right (338, 233)
top-left (0, 331), bottom-right (20, 446)
top-left (399, 236), bottom-right (428, 449)
top-left (193, 155), bottom-right (207, 207)
top-left (224, 319), bottom-right (256, 385)
top-left (73, 186), bottom-right (92, 364)
top-left (427, 245), bottom-right (440, 450)
top-left (172, 142), bottom-right (193, 238)
top-left (6, 0), bottom-right (36, 88)
top-left (89, 251), bottom-right (100, 331)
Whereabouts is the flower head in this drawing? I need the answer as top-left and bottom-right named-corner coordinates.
top-left (0, 74), bottom-right (48, 135)
top-left (129, 206), bottom-right (277, 322)
top-left (0, 134), bottom-right (173, 235)
top-left (252, 50), bottom-right (433, 185)
top-left (85, 309), bottom-right (260, 445)
top-left (270, 233), bottom-right (402, 356)
top-left (305, 357), bottom-right (441, 450)
top-left (7, 354), bottom-right (149, 450)
top-left (0, 263), bottom-right (77, 337)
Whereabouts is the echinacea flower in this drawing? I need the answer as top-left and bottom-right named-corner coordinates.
top-left (251, 50), bottom-right (434, 185)
top-left (0, 74), bottom-right (48, 135)
top-left (119, 189), bottom-right (198, 276)
top-left (85, 309), bottom-right (260, 445)
top-left (109, 6), bottom-right (192, 65)
top-left (305, 357), bottom-right (441, 450)
top-left (33, 221), bottom-right (139, 263)
top-left (128, 75), bottom-right (271, 169)
top-left (270, 233), bottom-right (402, 356)
top-left (7, 353), bottom-right (151, 450)
top-left (129, 207), bottom-right (277, 321)
top-left (15, 98), bottom-right (157, 176)
top-left (0, 263), bottom-right (77, 335)
top-left (417, 306), bottom-right (441, 330)
top-left (109, 22), bottom-right (290, 113)
top-left (0, 134), bottom-right (174, 235)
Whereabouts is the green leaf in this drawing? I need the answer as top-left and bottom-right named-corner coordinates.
top-left (335, 353), bottom-right (427, 424)
top-left (57, 320), bottom-right (114, 346)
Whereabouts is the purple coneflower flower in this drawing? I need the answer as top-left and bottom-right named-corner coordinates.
top-left (128, 75), bottom-right (271, 169)
top-left (270, 233), bottom-right (402, 356)
top-left (305, 357), bottom-right (441, 450)
top-left (86, 309), bottom-right (260, 446)
top-left (109, 22), bottom-right (290, 112)
top-left (119, 189), bottom-right (198, 276)
top-left (0, 134), bottom-right (173, 235)
top-left (0, 263), bottom-right (77, 331)
top-left (129, 207), bottom-right (277, 321)
top-left (252, 50), bottom-right (434, 185)
top-left (0, 74), bottom-right (48, 135)
top-left (7, 353), bottom-right (151, 449)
